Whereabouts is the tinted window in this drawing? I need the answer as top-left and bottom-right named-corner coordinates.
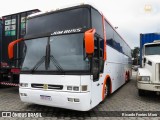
top-left (22, 37), bottom-right (48, 70)
top-left (26, 8), bottom-right (90, 38)
top-left (105, 21), bottom-right (131, 57)
top-left (91, 8), bottom-right (103, 38)
top-left (49, 33), bottom-right (89, 71)
top-left (22, 34), bottom-right (90, 71)
top-left (145, 44), bottom-right (160, 55)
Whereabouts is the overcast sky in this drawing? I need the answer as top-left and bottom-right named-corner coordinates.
top-left (0, 0), bottom-right (159, 48)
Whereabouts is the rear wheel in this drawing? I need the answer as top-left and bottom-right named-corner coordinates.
top-left (0, 74), bottom-right (3, 88)
top-left (0, 74), bottom-right (5, 88)
top-left (0, 74), bottom-right (2, 87)
top-left (125, 73), bottom-right (128, 82)
top-left (128, 72), bottom-right (130, 81)
top-left (138, 89), bottom-right (145, 96)
top-left (125, 72), bottom-right (130, 82)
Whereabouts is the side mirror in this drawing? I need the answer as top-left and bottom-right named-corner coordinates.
top-left (84, 29), bottom-right (96, 58)
top-left (8, 38), bottom-right (24, 59)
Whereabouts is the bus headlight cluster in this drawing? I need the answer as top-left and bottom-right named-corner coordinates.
top-left (20, 93), bottom-right (27, 96)
top-left (67, 86), bottom-right (72, 90)
top-left (141, 76), bottom-right (150, 81)
top-left (20, 83), bottom-right (28, 87)
top-left (67, 86), bottom-right (79, 91)
top-left (67, 85), bottom-right (88, 92)
top-left (73, 86), bottom-right (79, 91)
top-left (67, 98), bottom-right (80, 102)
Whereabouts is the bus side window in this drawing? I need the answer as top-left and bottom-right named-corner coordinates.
top-left (93, 35), bottom-right (104, 78)
top-left (99, 39), bottom-right (104, 73)
top-left (94, 36), bottom-right (98, 58)
top-left (92, 36), bottom-right (100, 81)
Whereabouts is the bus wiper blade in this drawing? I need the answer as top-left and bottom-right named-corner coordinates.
top-left (31, 56), bottom-right (45, 73)
top-left (50, 55), bottom-right (64, 72)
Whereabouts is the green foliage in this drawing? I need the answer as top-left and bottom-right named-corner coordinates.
top-left (132, 47), bottom-right (140, 65)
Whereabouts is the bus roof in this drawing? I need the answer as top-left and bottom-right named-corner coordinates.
top-left (27, 3), bottom-right (131, 49)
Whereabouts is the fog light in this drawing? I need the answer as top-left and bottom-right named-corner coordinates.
top-left (74, 98), bottom-right (80, 102)
top-left (20, 83), bottom-right (28, 87)
top-left (67, 86), bottom-right (72, 90)
top-left (73, 86), bottom-right (79, 91)
top-left (20, 93), bottom-right (27, 96)
top-left (68, 98), bottom-right (73, 102)
top-left (81, 85), bottom-right (87, 91)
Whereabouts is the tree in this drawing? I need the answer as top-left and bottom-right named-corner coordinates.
top-left (132, 47), bottom-right (140, 65)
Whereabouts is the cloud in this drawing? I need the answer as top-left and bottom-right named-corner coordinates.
top-left (97, 0), bottom-right (160, 48)
top-left (0, 0), bottom-right (159, 49)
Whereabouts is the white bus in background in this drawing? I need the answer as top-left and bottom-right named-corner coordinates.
top-left (8, 4), bottom-right (132, 111)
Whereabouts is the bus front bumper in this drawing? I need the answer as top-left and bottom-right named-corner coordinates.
top-left (19, 88), bottom-right (91, 111)
top-left (137, 82), bottom-right (160, 91)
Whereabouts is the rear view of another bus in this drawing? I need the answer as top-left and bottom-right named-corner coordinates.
top-left (0, 10), bottom-right (40, 86)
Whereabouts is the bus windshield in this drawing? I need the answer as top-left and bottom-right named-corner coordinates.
top-left (145, 44), bottom-right (160, 55)
top-left (21, 33), bottom-right (90, 72)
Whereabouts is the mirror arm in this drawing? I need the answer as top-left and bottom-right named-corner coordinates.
top-left (8, 38), bottom-right (24, 59)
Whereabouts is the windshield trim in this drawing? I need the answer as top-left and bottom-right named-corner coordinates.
top-left (24, 30), bottom-right (88, 40)
top-left (28, 5), bottom-right (91, 20)
top-left (20, 70), bottom-right (90, 75)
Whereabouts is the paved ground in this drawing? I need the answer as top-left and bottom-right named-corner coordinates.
top-left (0, 71), bottom-right (160, 120)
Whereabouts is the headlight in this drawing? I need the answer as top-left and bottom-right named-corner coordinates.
top-left (20, 83), bottom-right (28, 87)
top-left (67, 86), bottom-right (79, 91)
top-left (20, 93), bottom-right (27, 96)
top-left (67, 85), bottom-right (88, 92)
top-left (67, 86), bottom-right (72, 90)
top-left (73, 86), bottom-right (79, 91)
top-left (141, 76), bottom-right (150, 81)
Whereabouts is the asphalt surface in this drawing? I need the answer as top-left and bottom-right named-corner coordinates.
top-left (0, 71), bottom-right (160, 120)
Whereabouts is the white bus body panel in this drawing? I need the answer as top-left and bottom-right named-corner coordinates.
top-left (20, 46), bottom-right (131, 111)
top-left (20, 75), bottom-right (92, 111)
top-left (105, 46), bottom-right (130, 93)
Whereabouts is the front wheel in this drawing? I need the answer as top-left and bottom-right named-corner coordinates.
top-left (103, 81), bottom-right (110, 99)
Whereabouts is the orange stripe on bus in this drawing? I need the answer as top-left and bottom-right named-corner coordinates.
top-left (102, 15), bottom-right (107, 61)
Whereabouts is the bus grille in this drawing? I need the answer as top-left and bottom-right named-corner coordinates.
top-left (31, 83), bottom-right (63, 90)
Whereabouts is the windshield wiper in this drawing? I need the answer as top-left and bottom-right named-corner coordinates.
top-left (31, 56), bottom-right (45, 73)
top-left (30, 38), bottom-right (64, 73)
top-left (50, 55), bottom-right (64, 72)
top-left (30, 55), bottom-right (63, 73)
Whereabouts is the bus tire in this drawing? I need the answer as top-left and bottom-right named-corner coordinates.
top-left (125, 72), bottom-right (129, 82)
top-left (104, 80), bottom-right (110, 98)
top-left (138, 89), bottom-right (145, 96)
top-left (101, 80), bottom-right (110, 103)
top-left (0, 74), bottom-right (3, 88)
top-left (128, 72), bottom-right (130, 81)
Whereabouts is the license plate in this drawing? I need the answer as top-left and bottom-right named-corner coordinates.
top-left (40, 95), bottom-right (52, 101)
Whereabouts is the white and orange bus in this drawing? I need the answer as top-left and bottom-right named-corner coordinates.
top-left (8, 4), bottom-right (132, 111)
